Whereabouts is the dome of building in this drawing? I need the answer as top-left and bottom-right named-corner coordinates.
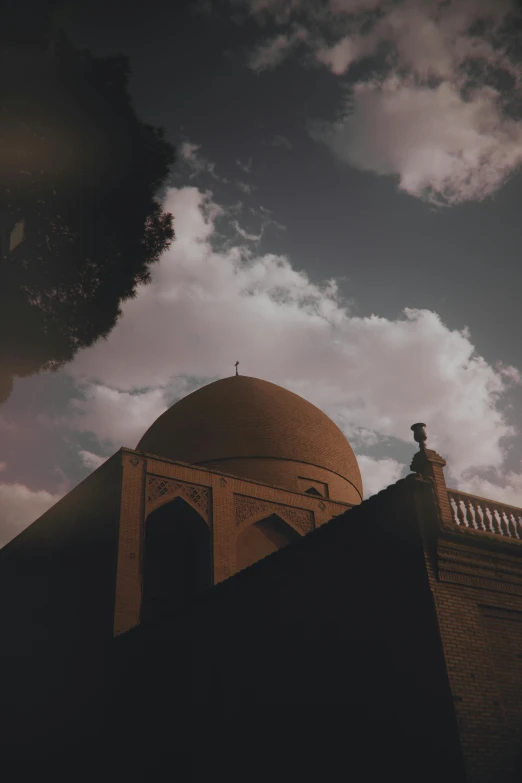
top-left (137, 376), bottom-right (363, 504)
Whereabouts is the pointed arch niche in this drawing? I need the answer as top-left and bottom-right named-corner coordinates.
top-left (141, 496), bottom-right (211, 624)
top-left (236, 513), bottom-right (300, 572)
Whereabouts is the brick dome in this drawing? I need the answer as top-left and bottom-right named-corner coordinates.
top-left (137, 376), bottom-right (363, 504)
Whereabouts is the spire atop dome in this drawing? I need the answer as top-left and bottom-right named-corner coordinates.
top-left (235, 361), bottom-right (239, 376)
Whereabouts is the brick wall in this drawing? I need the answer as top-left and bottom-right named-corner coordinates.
top-left (423, 533), bottom-right (522, 783)
top-left (0, 451), bottom-right (123, 757)
top-left (411, 447), bottom-right (522, 782)
top-left (113, 451), bottom-right (147, 636)
top-left (198, 456), bottom-right (361, 503)
top-left (107, 470), bottom-right (522, 782)
top-left (103, 474), bottom-right (466, 783)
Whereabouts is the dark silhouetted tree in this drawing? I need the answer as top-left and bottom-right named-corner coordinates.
top-left (0, 28), bottom-right (175, 402)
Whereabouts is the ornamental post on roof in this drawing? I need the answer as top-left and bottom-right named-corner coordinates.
top-left (410, 423), bottom-right (453, 525)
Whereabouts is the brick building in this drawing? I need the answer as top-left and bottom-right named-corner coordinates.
top-left (1, 375), bottom-right (522, 782)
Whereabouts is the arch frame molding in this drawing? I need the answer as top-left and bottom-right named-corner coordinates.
top-left (146, 474), bottom-right (211, 526)
top-left (234, 494), bottom-right (314, 536)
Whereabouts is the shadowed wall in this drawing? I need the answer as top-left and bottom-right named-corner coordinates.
top-left (0, 453), bottom-right (122, 755)
top-left (103, 475), bottom-right (467, 783)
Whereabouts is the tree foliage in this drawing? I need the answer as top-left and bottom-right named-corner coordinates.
top-left (0, 31), bottom-right (175, 403)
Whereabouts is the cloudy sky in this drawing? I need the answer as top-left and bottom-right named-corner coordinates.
top-left (2, 0), bottom-right (522, 547)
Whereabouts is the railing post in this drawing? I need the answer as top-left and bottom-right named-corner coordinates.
top-left (410, 423), bottom-right (454, 527)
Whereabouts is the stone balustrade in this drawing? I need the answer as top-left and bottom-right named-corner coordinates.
top-left (447, 488), bottom-right (522, 540)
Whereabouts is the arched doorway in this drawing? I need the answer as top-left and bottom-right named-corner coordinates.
top-left (141, 496), bottom-right (211, 624)
top-left (236, 514), bottom-right (300, 572)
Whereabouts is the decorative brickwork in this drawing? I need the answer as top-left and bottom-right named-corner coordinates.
top-left (297, 476), bottom-right (329, 498)
top-left (437, 541), bottom-right (522, 597)
top-left (481, 604), bottom-right (522, 622)
top-left (234, 494), bottom-right (314, 534)
top-left (117, 453), bottom-right (348, 588)
top-left (146, 475), bottom-right (210, 521)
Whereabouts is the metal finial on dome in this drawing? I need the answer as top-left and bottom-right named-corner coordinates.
top-left (235, 361), bottom-right (239, 376)
top-left (411, 423), bottom-right (427, 450)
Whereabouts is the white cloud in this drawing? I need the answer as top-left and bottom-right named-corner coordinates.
top-left (249, 204), bottom-right (287, 232)
top-left (78, 450), bottom-right (109, 471)
top-left (180, 141), bottom-right (200, 161)
top-left (0, 483), bottom-right (63, 549)
top-left (314, 78), bottom-right (522, 204)
top-left (272, 134), bottom-right (293, 149)
top-left (62, 386), bottom-right (168, 448)
top-left (236, 180), bottom-right (257, 194)
top-left (457, 467), bottom-right (522, 507)
top-left (237, 0), bottom-right (522, 204)
top-left (316, 35), bottom-right (372, 75)
top-left (236, 157), bottom-right (253, 174)
top-left (357, 455), bottom-right (406, 498)
top-left (232, 220), bottom-right (263, 241)
top-left (179, 140), bottom-right (230, 184)
top-left (319, 0), bottom-right (522, 203)
top-left (63, 185), bottom-right (522, 504)
top-left (249, 26), bottom-right (309, 71)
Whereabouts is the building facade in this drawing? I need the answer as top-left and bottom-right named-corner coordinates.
top-left (1, 375), bottom-right (522, 782)
top-left (411, 442), bottom-right (522, 783)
